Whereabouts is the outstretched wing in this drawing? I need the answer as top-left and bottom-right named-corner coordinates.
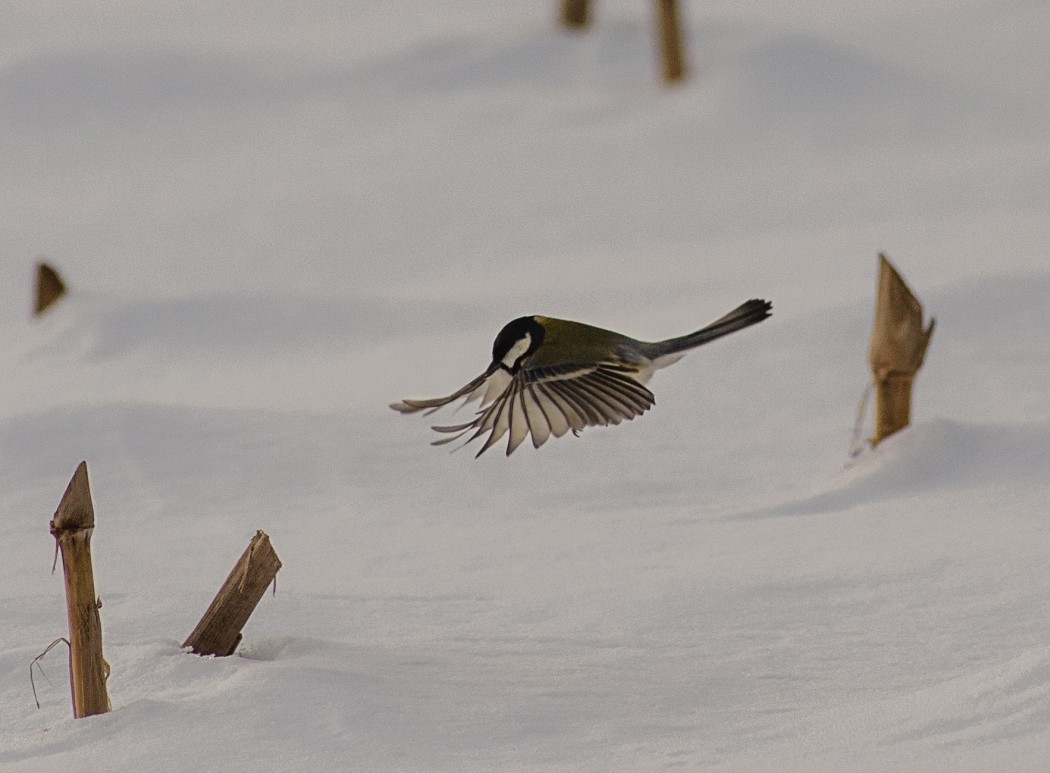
top-left (430, 362), bottom-right (654, 457)
top-left (390, 365), bottom-right (510, 416)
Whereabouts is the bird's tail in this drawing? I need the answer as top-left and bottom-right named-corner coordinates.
top-left (641, 299), bottom-right (772, 363)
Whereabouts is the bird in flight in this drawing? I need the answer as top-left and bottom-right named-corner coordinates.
top-left (391, 298), bottom-right (771, 457)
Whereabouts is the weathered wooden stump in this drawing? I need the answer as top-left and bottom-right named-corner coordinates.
top-left (868, 254), bottom-right (935, 446)
top-left (183, 531), bottom-right (282, 657)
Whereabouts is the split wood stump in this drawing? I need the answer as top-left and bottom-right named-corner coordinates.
top-left (868, 254), bottom-right (935, 446)
top-left (183, 531), bottom-right (282, 657)
top-left (50, 461), bottom-right (111, 718)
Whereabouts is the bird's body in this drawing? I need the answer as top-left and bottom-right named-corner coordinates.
top-left (530, 317), bottom-right (651, 372)
top-left (392, 299), bottom-right (771, 456)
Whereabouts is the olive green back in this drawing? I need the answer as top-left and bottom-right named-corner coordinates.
top-left (528, 316), bottom-right (639, 367)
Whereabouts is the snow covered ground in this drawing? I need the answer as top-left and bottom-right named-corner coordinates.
top-left (2, 1), bottom-right (1049, 769)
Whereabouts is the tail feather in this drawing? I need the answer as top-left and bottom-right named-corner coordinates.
top-left (643, 299), bottom-right (771, 361)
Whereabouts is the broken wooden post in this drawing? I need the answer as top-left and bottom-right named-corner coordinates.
top-left (183, 531), bottom-right (282, 656)
top-left (50, 461), bottom-right (111, 718)
top-left (868, 254), bottom-right (935, 446)
top-left (655, 0), bottom-right (687, 83)
top-left (34, 261), bottom-right (67, 316)
top-left (560, 0), bottom-right (590, 29)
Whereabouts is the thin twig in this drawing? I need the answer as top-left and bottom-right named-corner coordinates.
top-left (30, 638), bottom-right (70, 709)
top-left (849, 380), bottom-right (874, 458)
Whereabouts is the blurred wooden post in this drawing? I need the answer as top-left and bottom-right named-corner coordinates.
top-left (655, 0), bottom-right (687, 83)
top-left (50, 461), bottom-right (111, 718)
top-left (560, 0), bottom-right (590, 28)
top-left (868, 254), bottom-right (935, 446)
top-left (183, 531), bottom-right (282, 657)
top-left (34, 261), bottom-right (67, 316)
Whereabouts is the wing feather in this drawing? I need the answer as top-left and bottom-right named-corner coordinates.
top-left (571, 375), bottom-right (630, 425)
top-left (480, 370), bottom-right (511, 408)
top-left (589, 370), bottom-right (652, 413)
top-left (505, 384), bottom-right (532, 455)
top-left (603, 370), bottom-right (657, 405)
top-left (546, 379), bottom-right (602, 427)
top-left (398, 360), bottom-right (654, 456)
top-left (532, 382), bottom-right (576, 437)
top-left (476, 382), bottom-right (515, 456)
top-left (521, 387), bottom-right (552, 448)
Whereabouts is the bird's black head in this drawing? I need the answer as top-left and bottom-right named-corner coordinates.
top-left (491, 316), bottom-right (545, 373)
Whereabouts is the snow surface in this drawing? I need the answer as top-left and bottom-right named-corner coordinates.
top-left (2, 1), bottom-right (1049, 770)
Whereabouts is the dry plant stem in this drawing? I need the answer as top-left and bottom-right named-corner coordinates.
top-left (655, 0), bottom-right (687, 82)
top-left (874, 373), bottom-right (915, 447)
top-left (560, 0), bottom-right (589, 28)
top-left (50, 462), bottom-right (111, 718)
top-left (183, 531), bottom-right (282, 657)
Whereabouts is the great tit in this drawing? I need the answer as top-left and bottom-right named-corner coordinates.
top-left (392, 298), bottom-right (771, 457)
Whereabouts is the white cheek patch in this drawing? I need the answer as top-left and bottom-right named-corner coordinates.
top-left (501, 332), bottom-right (532, 368)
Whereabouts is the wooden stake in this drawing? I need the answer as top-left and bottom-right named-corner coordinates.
top-left (50, 461), bottom-right (111, 718)
top-left (560, 0), bottom-right (590, 29)
top-left (183, 531), bottom-right (282, 657)
top-left (868, 254), bottom-right (935, 446)
top-left (655, 0), bottom-right (687, 83)
top-left (34, 261), bottom-right (67, 316)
